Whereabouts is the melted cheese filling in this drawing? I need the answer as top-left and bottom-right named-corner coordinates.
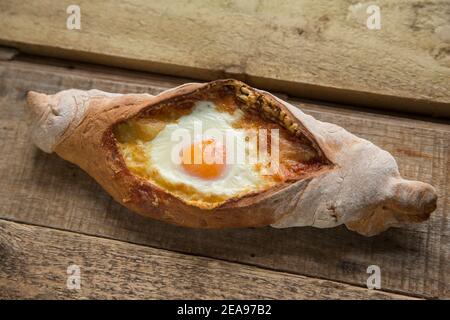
top-left (114, 96), bottom-right (321, 207)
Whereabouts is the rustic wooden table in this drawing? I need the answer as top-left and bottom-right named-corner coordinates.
top-left (0, 0), bottom-right (449, 300)
top-left (0, 53), bottom-right (448, 299)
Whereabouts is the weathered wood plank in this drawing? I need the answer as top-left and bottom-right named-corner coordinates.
top-left (0, 219), bottom-right (414, 299)
top-left (0, 1), bottom-right (449, 116)
top-left (0, 57), bottom-right (449, 298)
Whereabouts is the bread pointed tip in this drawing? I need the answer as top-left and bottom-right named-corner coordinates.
top-left (386, 179), bottom-right (438, 222)
top-left (26, 91), bottom-right (50, 120)
top-left (25, 89), bottom-right (90, 154)
top-left (25, 88), bottom-right (128, 153)
top-left (25, 90), bottom-right (58, 153)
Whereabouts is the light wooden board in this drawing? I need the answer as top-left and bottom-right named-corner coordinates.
top-left (0, 56), bottom-right (449, 299)
top-left (1, 219), bottom-right (414, 299)
top-left (0, 0), bottom-right (449, 116)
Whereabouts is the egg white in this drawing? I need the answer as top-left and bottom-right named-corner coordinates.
top-left (145, 101), bottom-right (273, 199)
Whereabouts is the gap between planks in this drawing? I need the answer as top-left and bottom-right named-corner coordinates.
top-left (6, 52), bottom-right (450, 129)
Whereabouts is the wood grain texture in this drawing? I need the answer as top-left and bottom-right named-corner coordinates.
top-left (0, 1), bottom-right (449, 116)
top-left (0, 56), bottom-right (449, 298)
top-left (0, 219), bottom-right (414, 299)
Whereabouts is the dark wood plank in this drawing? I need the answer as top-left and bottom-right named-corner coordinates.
top-left (0, 219), bottom-right (413, 299)
top-left (0, 57), bottom-right (448, 298)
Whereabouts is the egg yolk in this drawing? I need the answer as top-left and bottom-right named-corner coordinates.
top-left (181, 139), bottom-right (227, 180)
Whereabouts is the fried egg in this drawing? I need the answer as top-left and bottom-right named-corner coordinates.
top-left (146, 101), bottom-right (275, 203)
top-left (114, 95), bottom-right (317, 208)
